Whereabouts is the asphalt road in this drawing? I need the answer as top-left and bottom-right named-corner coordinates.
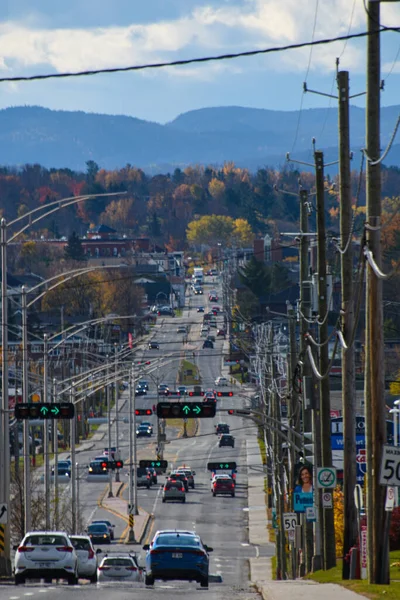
top-left (0, 277), bottom-right (268, 600)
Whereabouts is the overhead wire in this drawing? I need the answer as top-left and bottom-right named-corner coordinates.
top-left (0, 28), bottom-right (393, 84)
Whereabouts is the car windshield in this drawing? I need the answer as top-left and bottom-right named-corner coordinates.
top-left (88, 524), bottom-right (107, 532)
top-left (93, 520), bottom-right (110, 526)
top-left (165, 482), bottom-right (182, 489)
top-left (25, 535), bottom-right (68, 546)
top-left (70, 538), bottom-right (91, 551)
top-left (156, 535), bottom-right (200, 547)
top-left (103, 558), bottom-right (133, 566)
top-left (137, 468), bottom-right (148, 476)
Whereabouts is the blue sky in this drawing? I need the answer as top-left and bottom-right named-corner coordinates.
top-left (0, 1), bottom-right (400, 124)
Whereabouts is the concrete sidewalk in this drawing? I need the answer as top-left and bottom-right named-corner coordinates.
top-left (100, 482), bottom-right (151, 545)
top-left (246, 433), bottom-right (366, 600)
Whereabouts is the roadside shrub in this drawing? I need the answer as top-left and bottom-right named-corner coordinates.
top-left (390, 507), bottom-right (400, 550)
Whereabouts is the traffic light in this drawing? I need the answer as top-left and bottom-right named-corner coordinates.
top-left (228, 409), bottom-right (234, 415)
top-left (188, 390), bottom-right (203, 397)
top-left (100, 461), bottom-right (108, 470)
top-left (303, 432), bottom-right (314, 465)
top-left (135, 409), bottom-right (153, 416)
top-left (156, 401), bottom-right (216, 418)
top-left (217, 391), bottom-right (234, 397)
top-left (114, 460), bottom-right (124, 469)
top-left (139, 460), bottom-right (168, 470)
top-left (15, 402), bottom-right (75, 420)
top-left (207, 461), bottom-right (237, 471)
top-left (226, 408), bottom-right (250, 416)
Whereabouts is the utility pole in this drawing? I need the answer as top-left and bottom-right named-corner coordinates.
top-left (70, 385), bottom-right (77, 534)
top-left (43, 334), bottom-right (50, 530)
top-left (128, 365), bottom-right (136, 542)
top-left (299, 189), bottom-right (314, 575)
top-left (106, 360), bottom-right (113, 498)
top-left (114, 344), bottom-right (120, 483)
top-left (315, 150), bottom-right (336, 569)
top-left (287, 302), bottom-right (298, 579)
top-left (22, 287), bottom-right (31, 534)
top-left (337, 69), bottom-right (357, 579)
top-left (53, 378), bottom-right (59, 530)
top-left (365, 0), bottom-right (387, 585)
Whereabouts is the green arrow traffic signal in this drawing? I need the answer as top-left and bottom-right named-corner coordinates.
top-left (40, 406), bottom-right (49, 416)
top-left (51, 406), bottom-right (60, 416)
top-left (182, 405), bottom-right (190, 415)
top-left (193, 405), bottom-right (201, 415)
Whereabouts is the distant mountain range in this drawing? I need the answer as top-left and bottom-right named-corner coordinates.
top-left (0, 104), bottom-right (399, 173)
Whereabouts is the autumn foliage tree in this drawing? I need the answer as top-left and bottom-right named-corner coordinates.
top-left (186, 214), bottom-right (253, 247)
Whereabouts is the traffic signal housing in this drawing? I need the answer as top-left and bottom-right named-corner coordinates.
top-left (135, 408), bottom-right (153, 416)
top-left (101, 460), bottom-right (124, 470)
top-left (156, 401), bottom-right (216, 418)
top-left (207, 461), bottom-right (237, 471)
top-left (139, 460), bottom-right (168, 470)
top-left (15, 402), bottom-right (75, 420)
top-left (217, 391), bottom-right (233, 397)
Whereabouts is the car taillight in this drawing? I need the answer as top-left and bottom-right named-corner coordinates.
top-left (88, 548), bottom-right (95, 559)
top-left (180, 487), bottom-right (184, 492)
top-left (150, 549), bottom-right (163, 555)
top-left (192, 550), bottom-right (206, 556)
top-left (125, 566), bottom-right (137, 571)
top-left (18, 546), bottom-right (34, 553)
top-left (99, 566), bottom-right (110, 571)
top-left (231, 483), bottom-right (235, 488)
top-left (56, 546), bottom-right (73, 552)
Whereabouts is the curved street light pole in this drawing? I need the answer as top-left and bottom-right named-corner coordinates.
top-left (1, 192), bottom-right (125, 573)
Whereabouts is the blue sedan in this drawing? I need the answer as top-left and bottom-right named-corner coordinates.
top-left (143, 530), bottom-right (212, 588)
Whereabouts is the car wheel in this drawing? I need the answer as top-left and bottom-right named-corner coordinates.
top-left (147, 484), bottom-right (150, 489)
top-left (182, 497), bottom-right (186, 503)
top-left (200, 577), bottom-right (209, 588)
top-left (145, 574), bottom-right (155, 586)
top-left (68, 573), bottom-right (78, 585)
top-left (212, 492), bottom-right (216, 497)
top-left (231, 492), bottom-right (235, 497)
top-left (15, 575), bottom-right (25, 585)
top-left (162, 498), bottom-right (166, 503)
top-left (89, 574), bottom-right (97, 583)
top-left (192, 484), bottom-right (195, 489)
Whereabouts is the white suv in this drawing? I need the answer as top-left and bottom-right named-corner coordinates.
top-left (69, 535), bottom-right (99, 583)
top-left (14, 531), bottom-right (78, 585)
top-left (215, 377), bottom-right (228, 386)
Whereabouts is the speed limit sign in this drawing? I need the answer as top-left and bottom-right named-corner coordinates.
top-left (283, 513), bottom-right (297, 531)
top-left (380, 445), bottom-right (400, 486)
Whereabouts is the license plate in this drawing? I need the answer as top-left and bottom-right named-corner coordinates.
top-left (39, 562), bottom-right (51, 568)
top-left (114, 567), bottom-right (121, 571)
top-left (172, 553), bottom-right (183, 559)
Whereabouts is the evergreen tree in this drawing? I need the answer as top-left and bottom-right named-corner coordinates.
top-left (238, 256), bottom-right (271, 299)
top-left (64, 232), bottom-right (86, 261)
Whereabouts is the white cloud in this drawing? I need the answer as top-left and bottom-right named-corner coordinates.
top-left (0, 1), bottom-right (399, 79)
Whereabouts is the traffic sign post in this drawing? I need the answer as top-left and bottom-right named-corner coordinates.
top-left (283, 513), bottom-right (297, 532)
top-left (380, 445), bottom-right (400, 486)
top-left (316, 467), bottom-right (337, 489)
top-left (322, 492), bottom-right (333, 509)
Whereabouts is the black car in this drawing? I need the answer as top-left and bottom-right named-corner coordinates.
top-left (51, 460), bottom-right (71, 477)
top-left (215, 423), bottom-right (230, 435)
top-left (149, 341), bottom-right (160, 350)
top-left (87, 523), bottom-right (111, 544)
top-left (135, 386), bottom-right (147, 396)
top-left (138, 380), bottom-right (149, 390)
top-left (91, 520), bottom-right (115, 540)
top-left (202, 340), bottom-right (214, 349)
top-left (136, 424), bottom-right (152, 437)
top-left (219, 434), bottom-right (235, 448)
top-left (197, 307), bottom-right (205, 313)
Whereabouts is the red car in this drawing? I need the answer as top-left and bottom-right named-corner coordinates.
top-left (212, 475), bottom-right (235, 497)
top-left (217, 329), bottom-right (226, 337)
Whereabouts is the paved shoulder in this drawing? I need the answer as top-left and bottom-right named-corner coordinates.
top-left (255, 580), bottom-right (368, 600)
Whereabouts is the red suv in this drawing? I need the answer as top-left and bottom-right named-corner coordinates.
top-left (212, 476), bottom-right (235, 497)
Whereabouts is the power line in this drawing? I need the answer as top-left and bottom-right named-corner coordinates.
top-left (0, 28), bottom-right (393, 84)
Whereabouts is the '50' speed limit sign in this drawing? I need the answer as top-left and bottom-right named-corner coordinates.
top-left (283, 513), bottom-right (297, 531)
top-left (380, 445), bottom-right (400, 486)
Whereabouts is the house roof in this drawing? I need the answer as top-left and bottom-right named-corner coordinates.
top-left (0, 271), bottom-right (23, 288)
top-left (89, 224), bottom-right (117, 234)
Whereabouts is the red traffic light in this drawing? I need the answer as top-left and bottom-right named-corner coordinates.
top-left (135, 408), bottom-right (153, 416)
top-left (114, 460), bottom-right (123, 469)
top-left (101, 461), bottom-right (108, 469)
top-left (228, 409), bottom-right (234, 415)
top-left (188, 391), bottom-right (194, 396)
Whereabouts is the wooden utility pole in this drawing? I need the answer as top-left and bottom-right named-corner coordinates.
top-left (337, 69), bottom-right (358, 580)
top-left (365, 0), bottom-right (388, 585)
top-left (315, 150), bottom-right (336, 570)
top-left (287, 301), bottom-right (298, 579)
top-left (299, 189), bottom-right (314, 574)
